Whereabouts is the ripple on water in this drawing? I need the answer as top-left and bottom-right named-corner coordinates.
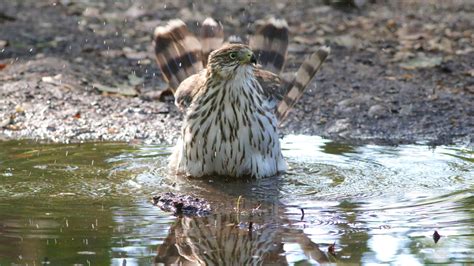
top-left (0, 136), bottom-right (472, 264)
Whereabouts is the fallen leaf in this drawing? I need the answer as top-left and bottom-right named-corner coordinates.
top-left (397, 27), bottom-right (425, 41)
top-left (15, 105), bottom-right (25, 113)
top-left (82, 7), bottom-right (100, 18)
top-left (6, 124), bottom-right (21, 130)
top-left (0, 117), bottom-right (11, 128)
top-left (127, 73), bottom-right (144, 86)
top-left (73, 112), bottom-right (81, 119)
top-left (332, 34), bottom-right (361, 49)
top-left (137, 59), bottom-right (151, 65)
top-left (392, 50), bottom-right (415, 62)
top-left (400, 55), bottom-right (442, 70)
top-left (93, 83), bottom-right (138, 96)
top-left (0, 63), bottom-right (7, 70)
top-left (428, 37), bottom-right (453, 53)
top-left (456, 47), bottom-right (474, 55)
top-left (293, 36), bottom-right (324, 45)
top-left (99, 49), bottom-right (124, 58)
top-left (400, 73), bottom-right (414, 80)
top-left (107, 127), bottom-right (118, 134)
top-left (41, 74), bottom-right (62, 84)
top-left (178, 8), bottom-right (204, 22)
top-left (125, 4), bottom-right (147, 19)
top-left (0, 40), bottom-right (7, 49)
top-left (122, 47), bottom-right (148, 60)
top-left (386, 19), bottom-right (397, 32)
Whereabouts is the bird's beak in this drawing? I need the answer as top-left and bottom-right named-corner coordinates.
top-left (240, 49), bottom-right (257, 65)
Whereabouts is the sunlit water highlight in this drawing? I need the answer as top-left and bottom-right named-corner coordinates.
top-left (0, 135), bottom-right (472, 265)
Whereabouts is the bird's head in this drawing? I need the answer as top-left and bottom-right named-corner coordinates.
top-left (207, 44), bottom-right (257, 78)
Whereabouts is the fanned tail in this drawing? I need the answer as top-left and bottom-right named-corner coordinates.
top-left (153, 19), bottom-right (203, 92)
top-left (200, 17), bottom-right (224, 66)
top-left (228, 35), bottom-right (244, 44)
top-left (276, 46), bottom-right (331, 122)
top-left (249, 18), bottom-right (289, 74)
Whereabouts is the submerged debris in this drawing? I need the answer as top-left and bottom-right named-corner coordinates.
top-left (152, 192), bottom-right (212, 217)
top-left (328, 242), bottom-right (336, 256)
top-left (433, 230), bottom-right (441, 243)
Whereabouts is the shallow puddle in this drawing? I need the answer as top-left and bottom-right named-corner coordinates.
top-left (0, 136), bottom-right (472, 265)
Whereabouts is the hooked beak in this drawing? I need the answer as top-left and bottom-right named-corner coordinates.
top-left (250, 53), bottom-right (257, 65)
top-left (240, 49), bottom-right (257, 65)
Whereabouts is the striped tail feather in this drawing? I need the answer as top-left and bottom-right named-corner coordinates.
top-left (228, 35), bottom-right (244, 44)
top-left (200, 17), bottom-right (224, 66)
top-left (249, 18), bottom-right (289, 74)
top-left (276, 46), bottom-right (331, 122)
top-left (153, 19), bottom-right (203, 92)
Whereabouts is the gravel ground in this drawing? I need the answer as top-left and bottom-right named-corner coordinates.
top-left (1, 0), bottom-right (473, 146)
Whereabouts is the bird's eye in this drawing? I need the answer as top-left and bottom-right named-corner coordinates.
top-left (229, 52), bottom-right (237, 59)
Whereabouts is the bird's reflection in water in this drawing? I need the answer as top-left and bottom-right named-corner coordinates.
top-left (154, 204), bottom-right (329, 265)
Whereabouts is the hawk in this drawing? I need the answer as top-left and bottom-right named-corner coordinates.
top-left (153, 18), bottom-right (329, 178)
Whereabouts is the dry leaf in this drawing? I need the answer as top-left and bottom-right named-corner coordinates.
top-left (73, 112), bottom-right (81, 119)
top-left (428, 37), bottom-right (453, 53)
top-left (82, 7), bottom-right (100, 18)
top-left (41, 74), bottom-right (62, 84)
top-left (125, 4), bottom-right (147, 19)
top-left (392, 50), bottom-right (415, 62)
top-left (100, 49), bottom-right (124, 58)
top-left (400, 55), bottom-right (442, 70)
top-left (122, 47), bottom-right (148, 60)
top-left (333, 35), bottom-right (361, 49)
top-left (465, 69), bottom-right (474, 77)
top-left (294, 36), bottom-right (317, 45)
top-left (93, 83), bottom-right (138, 96)
top-left (0, 40), bottom-right (7, 49)
top-left (127, 73), bottom-right (144, 86)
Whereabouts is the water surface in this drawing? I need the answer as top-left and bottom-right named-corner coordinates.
top-left (0, 136), bottom-right (472, 265)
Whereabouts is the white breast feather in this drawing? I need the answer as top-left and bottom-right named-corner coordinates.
top-left (171, 66), bottom-right (287, 178)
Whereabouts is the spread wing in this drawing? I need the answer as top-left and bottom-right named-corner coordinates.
top-left (254, 69), bottom-right (285, 109)
top-left (200, 18), bottom-right (224, 66)
top-left (153, 20), bottom-right (203, 92)
top-left (174, 69), bottom-right (207, 111)
top-left (249, 18), bottom-right (289, 75)
top-left (155, 18), bottom-right (330, 124)
top-left (250, 18), bottom-right (330, 122)
top-left (276, 47), bottom-right (330, 122)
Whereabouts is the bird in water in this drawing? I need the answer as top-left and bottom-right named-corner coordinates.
top-left (153, 18), bottom-right (329, 178)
